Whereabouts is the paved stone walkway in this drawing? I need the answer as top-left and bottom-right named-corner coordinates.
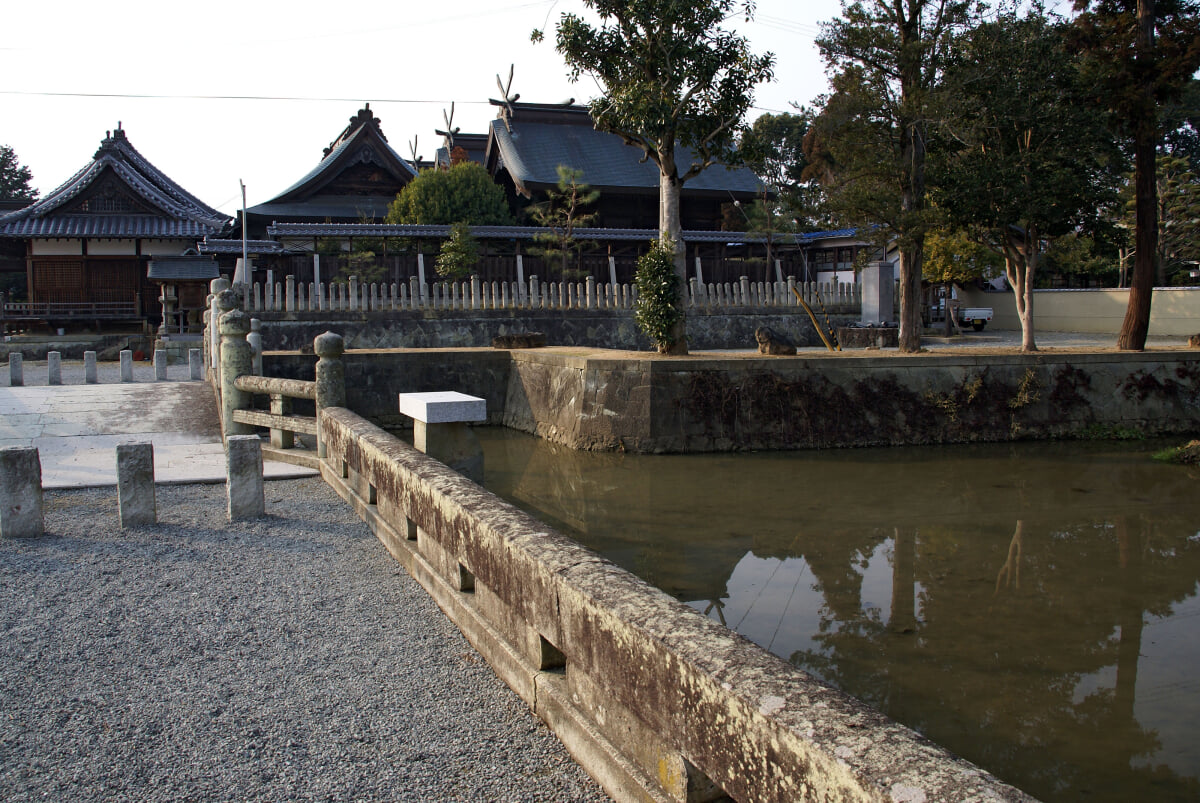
top-left (0, 362), bottom-right (314, 488)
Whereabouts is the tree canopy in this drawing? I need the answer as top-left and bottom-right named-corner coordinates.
top-left (543, 0), bottom-right (773, 354)
top-left (0, 145), bottom-right (37, 203)
top-left (811, 0), bottom-right (979, 352)
top-left (385, 162), bottom-right (512, 226)
top-left (1072, 0), bottom-right (1200, 349)
top-left (934, 7), bottom-right (1122, 351)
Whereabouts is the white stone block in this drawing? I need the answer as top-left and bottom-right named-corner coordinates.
top-left (120, 350), bottom-right (133, 382)
top-left (84, 351), bottom-right (98, 384)
top-left (398, 391), bottom-right (486, 424)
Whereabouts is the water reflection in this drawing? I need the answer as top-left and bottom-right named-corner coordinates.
top-left (479, 429), bottom-right (1200, 803)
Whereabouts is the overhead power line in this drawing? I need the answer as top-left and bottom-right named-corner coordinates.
top-left (0, 90), bottom-right (493, 105)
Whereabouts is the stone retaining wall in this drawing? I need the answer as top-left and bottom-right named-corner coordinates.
top-left (318, 407), bottom-right (1033, 802)
top-left (251, 308), bottom-right (857, 352)
top-left (265, 348), bottom-right (1200, 452)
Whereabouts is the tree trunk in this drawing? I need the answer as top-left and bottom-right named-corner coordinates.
top-left (897, 242), bottom-right (924, 352)
top-left (660, 168), bottom-right (689, 355)
top-left (1117, 0), bottom-right (1159, 351)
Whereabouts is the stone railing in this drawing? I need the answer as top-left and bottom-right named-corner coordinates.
top-left (317, 406), bottom-right (1033, 803)
top-left (204, 279), bottom-right (347, 461)
top-left (237, 274), bottom-right (860, 314)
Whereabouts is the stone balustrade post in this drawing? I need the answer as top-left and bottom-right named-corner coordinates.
top-left (8, 353), bottom-right (22, 387)
top-left (219, 309), bottom-right (254, 437)
top-left (116, 442), bottom-right (156, 527)
top-left (285, 275), bottom-right (295, 312)
top-left (189, 348), bottom-right (203, 380)
top-left (0, 447), bottom-right (43, 538)
top-left (212, 288), bottom-right (239, 392)
top-left (208, 277), bottom-right (230, 370)
top-left (248, 318), bottom-right (263, 376)
top-left (313, 331), bottom-right (346, 459)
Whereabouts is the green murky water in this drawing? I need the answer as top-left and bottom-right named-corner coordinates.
top-left (477, 429), bottom-right (1200, 803)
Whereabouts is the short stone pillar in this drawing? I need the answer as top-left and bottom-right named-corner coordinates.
top-left (398, 391), bottom-right (486, 484)
top-left (314, 332), bottom-right (346, 458)
top-left (189, 348), bottom-right (203, 380)
top-left (861, 261), bottom-right (895, 325)
top-left (120, 350), bottom-right (133, 382)
top-left (248, 318), bottom-right (263, 376)
top-left (154, 348), bottom-right (168, 381)
top-left (226, 434), bottom-right (264, 520)
top-left (84, 351), bottom-right (98, 384)
top-left (47, 352), bottom-right (61, 385)
top-left (219, 309), bottom-right (254, 436)
top-left (0, 447), bottom-right (43, 538)
top-left (116, 442), bottom-right (156, 527)
top-left (8, 353), bottom-right (22, 387)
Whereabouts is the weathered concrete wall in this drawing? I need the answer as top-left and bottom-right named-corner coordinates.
top-left (958, 286), bottom-right (1200, 336)
top-left (251, 308), bottom-right (856, 352)
top-left (319, 407), bottom-right (1034, 802)
top-left (503, 349), bottom-right (1200, 452)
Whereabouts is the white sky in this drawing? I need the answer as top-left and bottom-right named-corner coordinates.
top-left (2, 0), bottom-right (843, 217)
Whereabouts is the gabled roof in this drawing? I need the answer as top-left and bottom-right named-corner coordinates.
top-left (485, 102), bottom-right (765, 199)
top-left (0, 126), bottom-right (230, 239)
top-left (435, 132), bottom-right (489, 169)
top-left (250, 104), bottom-right (417, 218)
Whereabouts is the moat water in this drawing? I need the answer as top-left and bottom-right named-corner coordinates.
top-left (476, 429), bottom-right (1200, 803)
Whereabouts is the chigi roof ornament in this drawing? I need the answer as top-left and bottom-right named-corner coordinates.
top-left (489, 65), bottom-right (520, 133)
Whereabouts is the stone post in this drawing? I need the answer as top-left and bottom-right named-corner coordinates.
top-left (861, 261), bottom-right (895, 325)
top-left (314, 332), bottom-right (345, 459)
top-left (116, 442), bottom-right (156, 527)
top-left (212, 288), bottom-right (239, 393)
top-left (154, 349), bottom-right (168, 381)
top-left (285, 275), bottom-right (295, 312)
top-left (219, 309), bottom-right (254, 436)
top-left (47, 352), bottom-right (61, 385)
top-left (8, 353), bottom-right (22, 387)
top-left (209, 277), bottom-right (230, 369)
top-left (120, 350), bottom-right (133, 382)
top-left (248, 318), bottom-right (263, 376)
top-left (84, 351), bottom-right (98, 384)
top-left (189, 348), bottom-right (203, 380)
top-left (0, 447), bottom-right (43, 538)
top-left (225, 434), bottom-right (265, 520)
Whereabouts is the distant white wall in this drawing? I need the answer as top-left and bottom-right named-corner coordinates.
top-left (30, 239), bottom-right (82, 256)
top-left (958, 286), bottom-right (1200, 337)
top-left (87, 239), bottom-right (137, 255)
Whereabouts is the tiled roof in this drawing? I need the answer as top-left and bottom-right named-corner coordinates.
top-left (259, 105), bottom-right (417, 206)
top-left (0, 216), bottom-right (219, 238)
top-left (0, 127), bottom-right (230, 239)
top-left (245, 195), bottom-right (397, 223)
top-left (266, 222), bottom-right (858, 245)
top-left (198, 238), bottom-right (285, 255)
top-left (147, 256), bottom-right (220, 281)
top-left (486, 105), bottom-right (764, 198)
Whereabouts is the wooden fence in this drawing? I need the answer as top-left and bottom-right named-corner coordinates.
top-left (239, 274), bottom-right (861, 314)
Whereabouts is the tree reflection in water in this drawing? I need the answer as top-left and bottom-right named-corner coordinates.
top-left (478, 429), bottom-right (1200, 803)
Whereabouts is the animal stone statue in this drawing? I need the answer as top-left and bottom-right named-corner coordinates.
top-left (1188, 334), bottom-right (1200, 348)
top-left (755, 327), bottom-right (796, 355)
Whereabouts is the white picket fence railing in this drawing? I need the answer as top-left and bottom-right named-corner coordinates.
top-left (241, 275), bottom-right (861, 314)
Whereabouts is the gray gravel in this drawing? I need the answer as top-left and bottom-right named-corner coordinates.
top-left (0, 477), bottom-right (609, 802)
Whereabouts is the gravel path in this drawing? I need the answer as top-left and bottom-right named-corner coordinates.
top-left (0, 477), bottom-right (609, 802)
